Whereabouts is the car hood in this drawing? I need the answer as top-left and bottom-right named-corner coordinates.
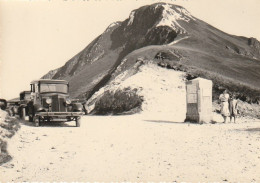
top-left (40, 93), bottom-right (69, 98)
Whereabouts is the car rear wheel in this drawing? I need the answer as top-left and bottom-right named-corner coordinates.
top-left (29, 115), bottom-right (33, 122)
top-left (28, 105), bottom-right (34, 122)
top-left (20, 107), bottom-right (26, 120)
top-left (76, 117), bottom-right (81, 127)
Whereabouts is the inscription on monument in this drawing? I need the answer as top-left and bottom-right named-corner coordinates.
top-left (187, 83), bottom-right (197, 103)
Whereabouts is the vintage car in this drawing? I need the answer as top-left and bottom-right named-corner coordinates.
top-left (6, 99), bottom-right (20, 116)
top-left (0, 98), bottom-right (7, 110)
top-left (19, 91), bottom-right (31, 120)
top-left (27, 79), bottom-right (83, 127)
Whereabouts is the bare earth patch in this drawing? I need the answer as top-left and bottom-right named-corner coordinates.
top-left (0, 115), bottom-right (259, 182)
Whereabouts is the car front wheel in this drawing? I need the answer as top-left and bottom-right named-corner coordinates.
top-left (34, 116), bottom-right (40, 127)
top-left (76, 117), bottom-right (81, 127)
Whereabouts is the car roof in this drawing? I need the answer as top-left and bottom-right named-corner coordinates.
top-left (8, 98), bottom-right (20, 103)
top-left (30, 79), bottom-right (69, 85)
top-left (20, 91), bottom-right (31, 95)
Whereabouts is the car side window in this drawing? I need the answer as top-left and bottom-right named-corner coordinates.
top-left (20, 93), bottom-right (24, 100)
top-left (31, 84), bottom-right (35, 93)
top-left (35, 84), bottom-right (39, 93)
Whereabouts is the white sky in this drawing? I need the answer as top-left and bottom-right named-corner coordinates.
top-left (0, 0), bottom-right (260, 100)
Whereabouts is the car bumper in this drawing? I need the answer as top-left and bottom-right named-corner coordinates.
top-left (36, 111), bottom-right (84, 117)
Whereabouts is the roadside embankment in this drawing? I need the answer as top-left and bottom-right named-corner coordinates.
top-left (0, 110), bottom-right (20, 165)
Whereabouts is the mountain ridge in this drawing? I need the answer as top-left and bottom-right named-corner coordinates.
top-left (42, 2), bottom-right (260, 101)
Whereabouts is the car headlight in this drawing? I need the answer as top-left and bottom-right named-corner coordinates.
top-left (66, 98), bottom-right (71, 104)
top-left (46, 98), bottom-right (52, 104)
top-left (72, 103), bottom-right (83, 112)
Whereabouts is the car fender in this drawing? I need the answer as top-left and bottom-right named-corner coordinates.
top-left (72, 103), bottom-right (83, 112)
top-left (33, 103), bottom-right (46, 112)
top-left (20, 104), bottom-right (27, 108)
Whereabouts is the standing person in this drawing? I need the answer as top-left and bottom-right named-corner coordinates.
top-left (219, 90), bottom-right (230, 123)
top-left (229, 94), bottom-right (238, 123)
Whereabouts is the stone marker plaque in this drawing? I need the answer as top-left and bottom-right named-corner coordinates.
top-left (187, 83), bottom-right (197, 94)
top-left (185, 78), bottom-right (212, 123)
top-left (187, 93), bottom-right (197, 103)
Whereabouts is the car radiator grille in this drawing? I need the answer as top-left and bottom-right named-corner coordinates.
top-left (59, 98), bottom-right (66, 112)
top-left (42, 98), bottom-right (48, 108)
top-left (51, 95), bottom-right (66, 112)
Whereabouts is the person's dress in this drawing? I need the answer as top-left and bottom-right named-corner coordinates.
top-left (229, 99), bottom-right (238, 116)
top-left (219, 93), bottom-right (230, 117)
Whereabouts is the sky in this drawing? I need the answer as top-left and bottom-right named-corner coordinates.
top-left (0, 0), bottom-right (260, 100)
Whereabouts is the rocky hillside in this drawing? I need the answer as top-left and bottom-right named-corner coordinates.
top-left (42, 3), bottom-right (260, 101)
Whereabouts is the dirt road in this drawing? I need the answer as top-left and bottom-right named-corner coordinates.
top-left (1, 115), bottom-right (260, 182)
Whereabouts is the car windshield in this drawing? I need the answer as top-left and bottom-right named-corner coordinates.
top-left (40, 84), bottom-right (68, 93)
top-left (21, 94), bottom-right (31, 100)
top-left (24, 94), bottom-right (31, 100)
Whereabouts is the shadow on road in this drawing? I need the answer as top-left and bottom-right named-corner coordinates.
top-left (143, 119), bottom-right (196, 125)
top-left (19, 119), bottom-right (75, 128)
top-left (244, 128), bottom-right (260, 132)
top-left (233, 127), bottom-right (260, 133)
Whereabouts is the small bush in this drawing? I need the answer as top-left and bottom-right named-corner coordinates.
top-left (93, 87), bottom-right (143, 115)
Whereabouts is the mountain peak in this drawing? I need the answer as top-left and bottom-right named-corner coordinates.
top-left (126, 3), bottom-right (195, 34)
top-left (155, 3), bottom-right (196, 34)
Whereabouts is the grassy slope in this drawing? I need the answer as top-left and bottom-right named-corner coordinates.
top-left (115, 37), bottom-right (260, 103)
top-left (111, 18), bottom-right (260, 99)
top-left (68, 31), bottom-right (260, 102)
top-left (68, 50), bottom-right (121, 99)
top-left (111, 44), bottom-right (260, 118)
